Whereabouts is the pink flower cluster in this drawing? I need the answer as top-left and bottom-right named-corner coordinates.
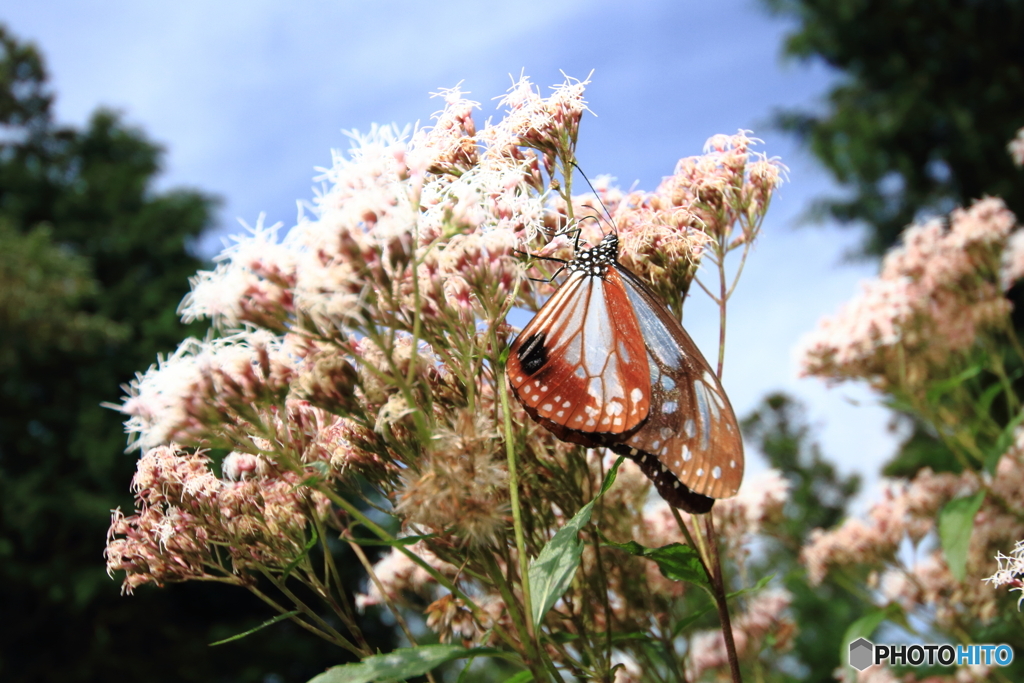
top-left (105, 444), bottom-right (329, 593)
top-left (116, 329), bottom-right (298, 452)
top-left (800, 198), bottom-right (1019, 390)
top-left (802, 443), bottom-right (1024, 628)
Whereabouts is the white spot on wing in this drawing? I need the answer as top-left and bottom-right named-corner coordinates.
top-left (712, 466), bottom-right (722, 479)
top-left (711, 389), bottom-right (725, 409)
top-left (618, 339), bottom-right (631, 364)
top-left (693, 381), bottom-right (711, 450)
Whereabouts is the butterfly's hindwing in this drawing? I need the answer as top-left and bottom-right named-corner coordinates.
top-left (615, 265), bottom-right (744, 501)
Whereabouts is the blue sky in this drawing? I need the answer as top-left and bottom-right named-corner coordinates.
top-left (5, 0), bottom-right (896, 507)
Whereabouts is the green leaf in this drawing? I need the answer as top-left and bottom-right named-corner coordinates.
top-left (742, 573), bottom-right (775, 596)
top-left (880, 395), bottom-right (916, 414)
top-left (671, 573), bottom-right (776, 636)
top-left (984, 410), bottom-right (1024, 474)
top-left (549, 630), bottom-right (648, 645)
top-left (605, 539), bottom-right (710, 588)
top-left (939, 491), bottom-right (986, 582)
top-left (976, 381), bottom-right (1005, 418)
top-left (209, 610), bottom-right (301, 646)
top-left (925, 364), bottom-right (982, 405)
top-left (294, 461), bottom-right (331, 489)
top-left (346, 533), bottom-right (437, 548)
top-left (528, 457), bottom-right (623, 628)
top-left (671, 604), bottom-right (716, 636)
top-left (501, 672), bottom-right (534, 683)
top-left (281, 526), bottom-right (319, 579)
top-left (309, 645), bottom-right (501, 683)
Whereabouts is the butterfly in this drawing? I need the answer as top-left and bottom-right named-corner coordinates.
top-left (506, 231), bottom-right (744, 513)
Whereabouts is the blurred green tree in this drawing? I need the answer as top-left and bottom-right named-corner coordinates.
top-left (765, 0), bottom-right (1024, 478)
top-left (760, 3), bottom-right (1024, 673)
top-left (742, 393), bottom-right (862, 682)
top-left (764, 0), bottom-right (1024, 256)
top-left (0, 25), bottom-right (390, 682)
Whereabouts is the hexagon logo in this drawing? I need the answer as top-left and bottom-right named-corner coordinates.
top-left (849, 638), bottom-right (874, 671)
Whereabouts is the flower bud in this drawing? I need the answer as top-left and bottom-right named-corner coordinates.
top-left (294, 354), bottom-right (361, 416)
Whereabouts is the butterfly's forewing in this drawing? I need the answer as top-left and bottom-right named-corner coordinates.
top-left (507, 262), bottom-right (651, 436)
top-left (610, 265), bottom-right (744, 511)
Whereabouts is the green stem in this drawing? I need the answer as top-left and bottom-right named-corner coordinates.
top-left (726, 237), bottom-right (754, 300)
top-left (404, 214), bottom-right (430, 427)
top-left (309, 512), bottom-right (367, 648)
top-left (716, 236), bottom-right (729, 378)
top-left (495, 333), bottom-right (548, 680)
top-left (347, 538), bottom-right (432, 682)
top-left (260, 568), bottom-right (359, 653)
top-left (480, 551), bottom-right (538, 669)
top-left (250, 575), bottom-right (363, 655)
top-left (317, 485), bottom-right (485, 616)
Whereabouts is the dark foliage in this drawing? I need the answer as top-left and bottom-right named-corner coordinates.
top-left (765, 0), bottom-right (1024, 256)
top-left (742, 393), bottom-right (863, 682)
top-left (0, 25), bottom-right (390, 682)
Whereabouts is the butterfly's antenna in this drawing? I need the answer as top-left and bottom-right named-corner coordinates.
top-left (571, 161), bottom-right (617, 235)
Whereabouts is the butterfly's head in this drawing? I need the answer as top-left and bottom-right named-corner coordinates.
top-left (568, 233), bottom-right (619, 276)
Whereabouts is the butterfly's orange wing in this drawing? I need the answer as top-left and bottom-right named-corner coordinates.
top-left (507, 267), bottom-right (651, 436)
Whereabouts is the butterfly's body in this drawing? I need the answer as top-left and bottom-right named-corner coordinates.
top-left (507, 233), bottom-right (743, 513)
